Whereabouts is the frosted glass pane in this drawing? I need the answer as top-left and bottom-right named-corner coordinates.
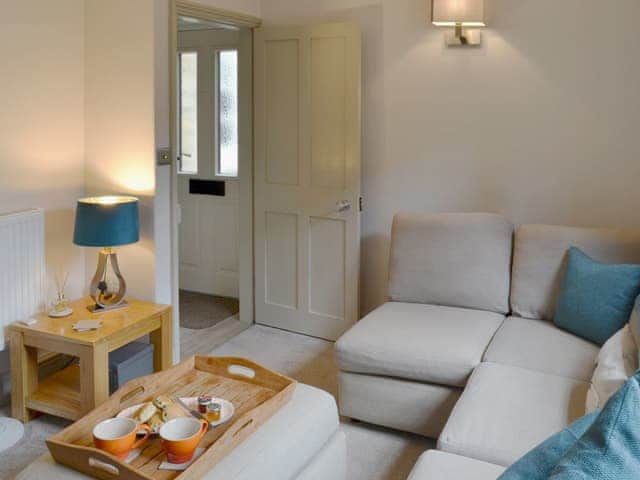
top-left (218, 50), bottom-right (238, 177)
top-left (179, 52), bottom-right (197, 174)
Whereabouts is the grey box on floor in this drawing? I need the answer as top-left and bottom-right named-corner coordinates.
top-left (108, 341), bottom-right (154, 394)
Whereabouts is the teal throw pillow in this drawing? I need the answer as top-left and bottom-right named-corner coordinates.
top-left (549, 370), bottom-right (640, 479)
top-left (498, 411), bottom-right (599, 480)
top-left (554, 247), bottom-right (640, 345)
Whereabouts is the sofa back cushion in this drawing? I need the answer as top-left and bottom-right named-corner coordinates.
top-left (511, 225), bottom-right (640, 321)
top-left (388, 212), bottom-right (513, 314)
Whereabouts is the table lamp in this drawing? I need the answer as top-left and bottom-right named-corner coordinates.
top-left (73, 196), bottom-right (140, 312)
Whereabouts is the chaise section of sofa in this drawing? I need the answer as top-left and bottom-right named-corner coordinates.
top-left (336, 212), bottom-right (514, 438)
top-left (438, 362), bottom-right (590, 466)
top-left (438, 223), bottom-right (640, 468)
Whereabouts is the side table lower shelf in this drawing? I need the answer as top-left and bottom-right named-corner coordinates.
top-left (26, 364), bottom-right (82, 421)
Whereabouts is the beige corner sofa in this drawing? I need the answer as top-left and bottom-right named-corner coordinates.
top-left (336, 212), bottom-right (640, 478)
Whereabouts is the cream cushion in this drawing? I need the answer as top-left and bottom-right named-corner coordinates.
top-left (585, 324), bottom-right (639, 413)
top-left (335, 302), bottom-right (504, 387)
top-left (388, 213), bottom-right (513, 314)
top-left (407, 450), bottom-right (504, 480)
top-left (438, 362), bottom-right (589, 466)
top-left (483, 316), bottom-right (599, 381)
top-left (510, 224), bottom-right (640, 321)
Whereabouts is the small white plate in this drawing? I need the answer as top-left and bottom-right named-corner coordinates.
top-left (48, 307), bottom-right (73, 318)
top-left (116, 397), bottom-right (235, 433)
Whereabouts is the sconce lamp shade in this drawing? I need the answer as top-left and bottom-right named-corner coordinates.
top-left (73, 196), bottom-right (140, 247)
top-left (432, 0), bottom-right (485, 27)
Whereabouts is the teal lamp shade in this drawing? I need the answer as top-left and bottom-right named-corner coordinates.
top-left (73, 196), bottom-right (140, 247)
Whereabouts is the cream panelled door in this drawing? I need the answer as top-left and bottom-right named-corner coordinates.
top-left (254, 23), bottom-right (361, 341)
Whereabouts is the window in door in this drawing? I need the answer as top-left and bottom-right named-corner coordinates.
top-left (216, 49), bottom-right (239, 177)
top-left (178, 51), bottom-right (198, 174)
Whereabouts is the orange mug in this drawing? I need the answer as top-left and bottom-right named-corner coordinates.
top-left (159, 417), bottom-right (209, 464)
top-left (93, 417), bottom-right (152, 460)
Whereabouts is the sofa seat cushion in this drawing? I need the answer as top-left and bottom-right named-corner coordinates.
top-left (438, 363), bottom-right (589, 467)
top-left (408, 450), bottom-right (505, 480)
top-left (336, 302), bottom-right (504, 387)
top-left (483, 316), bottom-right (598, 381)
top-left (16, 384), bottom-right (339, 480)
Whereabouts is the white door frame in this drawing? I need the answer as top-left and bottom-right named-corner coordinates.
top-left (168, 1), bottom-right (261, 350)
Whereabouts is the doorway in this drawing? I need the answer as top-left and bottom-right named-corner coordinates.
top-left (171, 5), bottom-right (257, 357)
top-left (169, 1), bottom-right (362, 349)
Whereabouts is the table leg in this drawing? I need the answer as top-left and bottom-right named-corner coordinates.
top-left (10, 331), bottom-right (38, 422)
top-left (150, 309), bottom-right (173, 371)
top-left (79, 341), bottom-right (109, 413)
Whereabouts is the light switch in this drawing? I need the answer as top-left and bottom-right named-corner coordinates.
top-left (157, 148), bottom-right (171, 166)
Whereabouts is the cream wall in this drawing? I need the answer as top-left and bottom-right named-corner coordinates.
top-left (84, 0), bottom-right (157, 302)
top-left (261, 0), bottom-right (640, 314)
top-left (0, 0), bottom-right (85, 383)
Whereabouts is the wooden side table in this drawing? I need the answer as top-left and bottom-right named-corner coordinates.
top-left (9, 297), bottom-right (172, 422)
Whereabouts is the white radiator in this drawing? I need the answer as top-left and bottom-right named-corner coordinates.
top-left (0, 209), bottom-right (46, 349)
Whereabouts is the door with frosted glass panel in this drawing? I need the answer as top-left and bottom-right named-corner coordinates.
top-left (254, 23), bottom-right (362, 341)
top-left (177, 29), bottom-right (248, 299)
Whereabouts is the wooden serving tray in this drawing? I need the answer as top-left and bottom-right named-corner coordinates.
top-left (46, 356), bottom-right (296, 479)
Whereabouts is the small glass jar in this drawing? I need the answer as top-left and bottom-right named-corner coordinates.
top-left (197, 395), bottom-right (212, 414)
top-left (206, 402), bottom-right (222, 422)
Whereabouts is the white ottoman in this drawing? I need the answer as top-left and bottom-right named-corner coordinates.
top-left (17, 384), bottom-right (346, 480)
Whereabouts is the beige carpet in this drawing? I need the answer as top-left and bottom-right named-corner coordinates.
top-left (179, 290), bottom-right (239, 329)
top-left (209, 325), bottom-right (434, 479)
top-left (0, 324), bottom-right (433, 479)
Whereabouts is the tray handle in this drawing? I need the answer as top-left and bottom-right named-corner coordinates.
top-left (227, 364), bottom-right (256, 379)
top-left (88, 457), bottom-right (120, 476)
top-left (120, 385), bottom-right (145, 405)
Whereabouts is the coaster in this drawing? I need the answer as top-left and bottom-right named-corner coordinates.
top-left (159, 448), bottom-right (205, 471)
top-left (125, 449), bottom-right (142, 464)
top-left (0, 417), bottom-right (25, 453)
top-left (73, 320), bottom-right (102, 332)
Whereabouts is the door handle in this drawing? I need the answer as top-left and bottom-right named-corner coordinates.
top-left (336, 200), bottom-right (352, 213)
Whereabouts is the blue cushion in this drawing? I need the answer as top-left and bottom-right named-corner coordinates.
top-left (554, 247), bottom-right (640, 345)
top-left (498, 411), bottom-right (600, 480)
top-left (549, 371), bottom-right (640, 479)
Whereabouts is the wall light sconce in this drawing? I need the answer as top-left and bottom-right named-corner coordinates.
top-left (432, 0), bottom-right (485, 46)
